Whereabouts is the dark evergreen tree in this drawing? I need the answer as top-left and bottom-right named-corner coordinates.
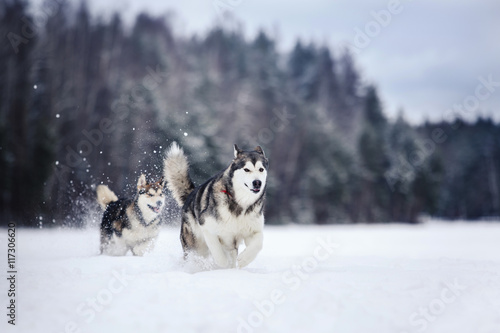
top-left (356, 86), bottom-right (391, 221)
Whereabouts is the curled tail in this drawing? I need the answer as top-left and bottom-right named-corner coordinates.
top-left (164, 142), bottom-right (195, 207)
top-left (96, 185), bottom-right (118, 210)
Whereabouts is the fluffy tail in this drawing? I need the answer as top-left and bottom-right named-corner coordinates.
top-left (163, 142), bottom-right (195, 207)
top-left (96, 185), bottom-right (118, 210)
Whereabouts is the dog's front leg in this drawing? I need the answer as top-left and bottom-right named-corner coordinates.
top-left (202, 229), bottom-right (229, 268)
top-left (237, 231), bottom-right (263, 268)
top-left (227, 247), bottom-right (238, 268)
top-left (131, 239), bottom-right (153, 256)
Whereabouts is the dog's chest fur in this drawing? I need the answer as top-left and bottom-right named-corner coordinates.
top-left (217, 201), bottom-right (263, 230)
top-left (121, 205), bottom-right (161, 244)
top-left (200, 193), bottom-right (264, 249)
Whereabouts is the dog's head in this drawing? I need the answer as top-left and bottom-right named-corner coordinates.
top-left (136, 174), bottom-right (165, 217)
top-left (230, 145), bottom-right (269, 195)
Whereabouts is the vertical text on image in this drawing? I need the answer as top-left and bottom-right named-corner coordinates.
top-left (6, 221), bottom-right (17, 325)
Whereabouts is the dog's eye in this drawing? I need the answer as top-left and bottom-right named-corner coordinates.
top-left (259, 168), bottom-right (264, 172)
top-left (244, 168), bottom-right (250, 172)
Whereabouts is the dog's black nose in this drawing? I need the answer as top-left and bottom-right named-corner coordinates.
top-left (156, 201), bottom-right (163, 206)
top-left (252, 180), bottom-right (262, 189)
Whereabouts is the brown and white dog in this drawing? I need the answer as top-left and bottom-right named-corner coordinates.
top-left (96, 174), bottom-right (165, 256)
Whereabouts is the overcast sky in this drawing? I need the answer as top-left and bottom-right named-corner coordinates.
top-left (33, 0), bottom-right (500, 124)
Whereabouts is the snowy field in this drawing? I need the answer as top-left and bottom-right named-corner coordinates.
top-left (2, 221), bottom-right (500, 333)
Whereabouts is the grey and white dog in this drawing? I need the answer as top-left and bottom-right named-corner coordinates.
top-left (163, 142), bottom-right (268, 268)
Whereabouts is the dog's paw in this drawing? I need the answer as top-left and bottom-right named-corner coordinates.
top-left (237, 256), bottom-right (251, 269)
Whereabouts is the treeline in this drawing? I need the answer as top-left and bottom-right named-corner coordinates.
top-left (1, 0), bottom-right (499, 226)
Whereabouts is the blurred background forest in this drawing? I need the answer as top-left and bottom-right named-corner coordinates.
top-left (1, 0), bottom-right (500, 227)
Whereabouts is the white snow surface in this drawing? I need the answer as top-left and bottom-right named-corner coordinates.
top-left (2, 221), bottom-right (500, 333)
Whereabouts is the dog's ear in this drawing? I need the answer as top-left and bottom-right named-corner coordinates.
top-left (137, 174), bottom-right (147, 190)
top-left (234, 144), bottom-right (242, 158)
top-left (254, 146), bottom-right (265, 157)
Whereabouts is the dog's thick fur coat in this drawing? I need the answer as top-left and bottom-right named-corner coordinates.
top-left (164, 142), bottom-right (268, 268)
top-left (96, 175), bottom-right (165, 256)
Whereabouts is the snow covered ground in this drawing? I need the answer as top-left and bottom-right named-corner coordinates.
top-left (2, 221), bottom-right (500, 333)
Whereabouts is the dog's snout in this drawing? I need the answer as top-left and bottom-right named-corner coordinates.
top-left (156, 201), bottom-right (163, 207)
top-left (252, 180), bottom-right (262, 188)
